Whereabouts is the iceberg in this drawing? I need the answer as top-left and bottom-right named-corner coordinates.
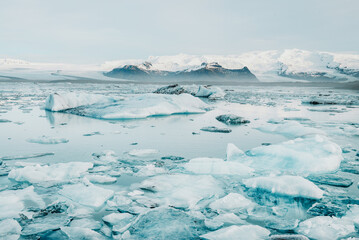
top-left (61, 227), bottom-right (106, 240)
top-left (8, 162), bottom-right (93, 184)
top-left (201, 225), bottom-right (270, 240)
top-left (45, 93), bottom-right (208, 119)
top-left (216, 114), bottom-right (250, 125)
top-left (296, 216), bottom-right (355, 240)
top-left (44, 92), bottom-right (116, 112)
top-left (195, 86), bottom-right (226, 99)
top-left (26, 136), bottom-right (69, 144)
top-left (184, 158), bottom-right (253, 176)
top-left (257, 121), bottom-right (325, 138)
top-left (0, 186), bottom-right (45, 219)
top-left (243, 175), bottom-right (324, 199)
top-left (128, 148), bottom-right (159, 157)
top-left (138, 174), bottom-right (223, 209)
top-left (0, 219), bottom-right (21, 240)
top-left (59, 182), bottom-right (114, 208)
top-left (243, 134), bottom-right (343, 174)
top-left (209, 193), bottom-right (255, 213)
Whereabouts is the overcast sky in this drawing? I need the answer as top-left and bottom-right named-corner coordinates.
top-left (0, 0), bottom-right (358, 63)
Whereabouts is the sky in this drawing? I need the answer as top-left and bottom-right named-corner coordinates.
top-left (0, 0), bottom-right (358, 63)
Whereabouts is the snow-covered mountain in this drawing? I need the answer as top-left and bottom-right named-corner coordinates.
top-left (1, 49), bottom-right (359, 82)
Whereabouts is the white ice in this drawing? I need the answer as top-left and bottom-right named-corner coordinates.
top-left (9, 162), bottom-right (93, 184)
top-left (201, 225), bottom-right (270, 240)
top-left (128, 148), bottom-right (159, 157)
top-left (195, 86), bottom-right (226, 99)
top-left (243, 175), bottom-right (324, 199)
top-left (59, 181), bottom-right (114, 208)
top-left (138, 174), bottom-right (223, 209)
top-left (26, 135), bottom-right (69, 144)
top-left (184, 157), bottom-right (253, 176)
top-left (0, 186), bottom-right (45, 219)
top-left (209, 193), bottom-right (255, 213)
top-left (0, 219), bottom-right (21, 240)
top-left (241, 134), bottom-right (343, 174)
top-left (45, 93), bottom-right (208, 119)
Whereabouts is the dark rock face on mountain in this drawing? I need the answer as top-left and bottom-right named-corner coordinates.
top-left (104, 62), bottom-right (258, 82)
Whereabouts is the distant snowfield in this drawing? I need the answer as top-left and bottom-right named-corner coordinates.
top-left (1, 49), bottom-right (359, 82)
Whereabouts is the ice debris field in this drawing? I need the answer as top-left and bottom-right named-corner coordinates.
top-left (0, 82), bottom-right (359, 239)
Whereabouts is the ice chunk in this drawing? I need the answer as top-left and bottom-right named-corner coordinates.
top-left (86, 174), bottom-right (117, 184)
top-left (205, 213), bottom-right (246, 230)
top-left (244, 175), bottom-right (324, 199)
top-left (0, 219), bottom-right (21, 240)
top-left (245, 134), bottom-right (343, 174)
top-left (128, 148), bottom-right (158, 157)
top-left (46, 93), bottom-right (207, 119)
top-left (135, 164), bottom-right (166, 177)
top-left (70, 219), bottom-right (102, 230)
top-left (1, 152), bottom-right (54, 161)
top-left (0, 119), bottom-right (11, 123)
top-left (184, 158), bottom-right (253, 175)
top-left (306, 174), bottom-right (353, 188)
top-left (139, 174), bottom-right (223, 209)
top-left (196, 86), bottom-right (226, 99)
top-left (61, 227), bottom-right (106, 240)
top-left (296, 216), bottom-right (355, 240)
top-left (209, 193), bottom-right (255, 213)
top-left (92, 150), bottom-right (118, 164)
top-left (21, 214), bottom-right (70, 236)
top-left (9, 162), bottom-right (93, 184)
top-left (153, 84), bottom-right (190, 95)
top-left (226, 143), bottom-right (245, 161)
top-left (201, 126), bottom-right (232, 133)
top-left (0, 186), bottom-right (45, 219)
top-left (216, 114), bottom-right (250, 125)
top-left (201, 225), bottom-right (270, 240)
top-left (26, 136), bottom-right (69, 144)
top-left (45, 92), bottom-right (116, 111)
top-left (59, 182), bottom-right (114, 208)
top-left (270, 234), bottom-right (309, 240)
top-left (129, 207), bottom-right (206, 239)
top-left (102, 213), bottom-right (134, 233)
top-left (258, 121), bottom-right (325, 138)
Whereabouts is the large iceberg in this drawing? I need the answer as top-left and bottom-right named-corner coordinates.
top-left (45, 93), bottom-right (208, 119)
top-left (241, 134), bottom-right (343, 174)
top-left (243, 175), bottom-right (324, 199)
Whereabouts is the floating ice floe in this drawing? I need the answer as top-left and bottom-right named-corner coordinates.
top-left (44, 92), bottom-right (116, 111)
top-left (242, 134), bottom-right (343, 174)
top-left (226, 143), bottom-right (245, 161)
top-left (200, 225), bottom-right (270, 240)
top-left (21, 214), bottom-right (70, 236)
top-left (0, 186), bottom-right (45, 219)
top-left (257, 121), bottom-right (324, 138)
top-left (216, 114), bottom-right (250, 125)
top-left (196, 86), bottom-right (226, 100)
top-left (243, 175), bottom-right (324, 199)
top-left (138, 174), bottom-right (223, 209)
top-left (85, 174), bottom-right (117, 184)
top-left (92, 150), bottom-right (118, 165)
top-left (135, 164), bottom-right (167, 177)
top-left (8, 162), bottom-right (93, 184)
top-left (128, 148), bottom-right (159, 157)
top-left (102, 212), bottom-right (134, 234)
top-left (0, 219), bottom-right (21, 240)
top-left (200, 126), bottom-right (232, 133)
top-left (59, 181), bottom-right (114, 208)
top-left (0, 152), bottom-right (54, 161)
top-left (26, 136), bottom-right (69, 144)
top-left (296, 216), bottom-right (355, 240)
top-left (61, 227), bottom-right (106, 240)
top-left (205, 213), bottom-right (246, 230)
top-left (69, 218), bottom-right (102, 230)
top-left (45, 93), bottom-right (208, 119)
top-left (184, 158), bottom-right (253, 176)
top-left (209, 193), bottom-right (255, 213)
